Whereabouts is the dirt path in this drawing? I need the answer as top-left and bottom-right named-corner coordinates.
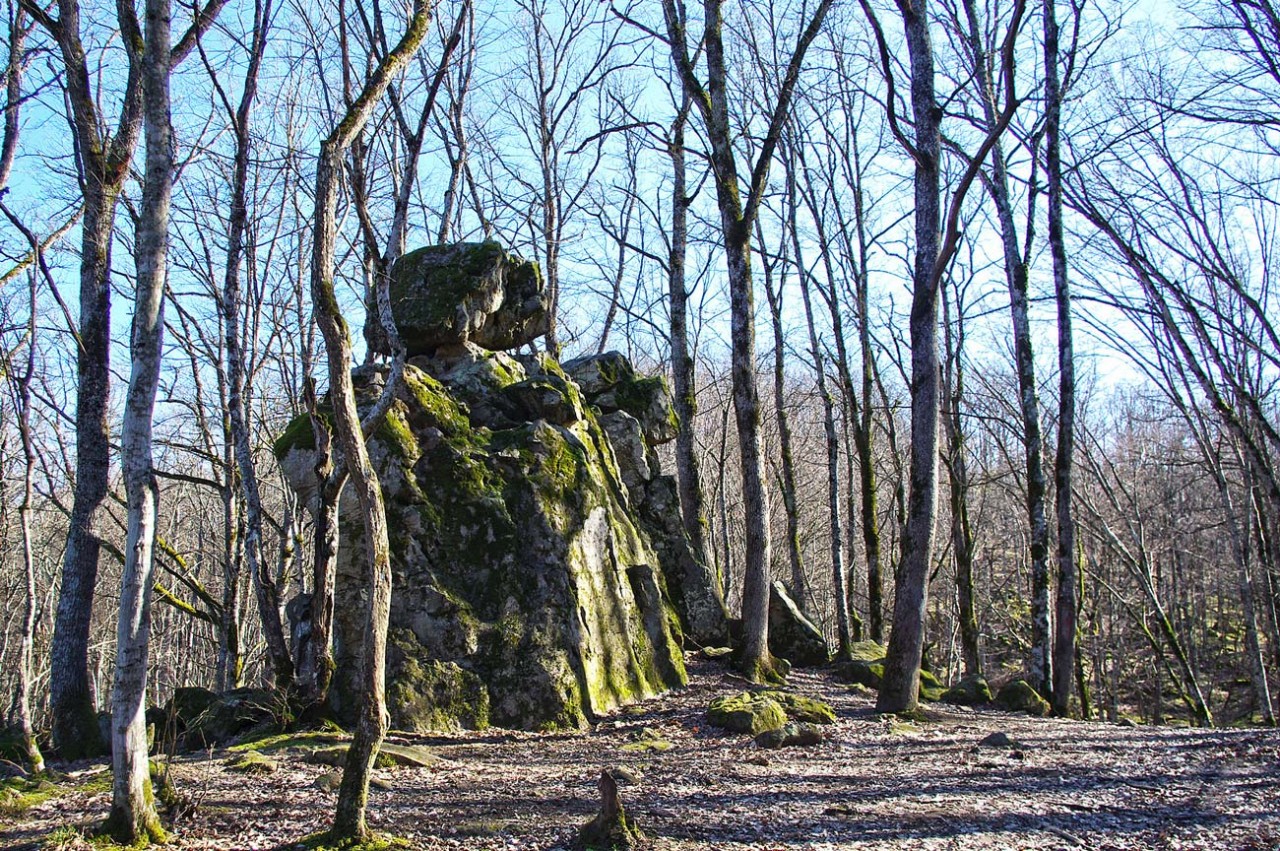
top-left (5, 658), bottom-right (1279, 850)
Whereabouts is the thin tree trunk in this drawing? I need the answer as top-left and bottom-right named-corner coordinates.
top-left (310, 2), bottom-right (433, 837)
top-left (1046, 0), bottom-right (1077, 716)
top-left (14, 268), bottom-right (43, 775)
top-left (104, 0), bottom-right (171, 837)
top-left (958, 0), bottom-right (1050, 696)
top-left (941, 282), bottom-right (981, 678)
top-left (790, 169), bottom-right (851, 657)
top-left (668, 101), bottom-right (711, 572)
top-left (760, 222), bottom-right (808, 615)
top-left (219, 0), bottom-right (292, 689)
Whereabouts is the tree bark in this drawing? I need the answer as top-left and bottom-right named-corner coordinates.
top-left (873, 0), bottom-right (943, 714)
top-left (662, 0), bottom-right (833, 683)
top-left (1045, 0), bottom-right (1077, 716)
top-left (957, 0), bottom-right (1050, 696)
top-left (308, 1), bottom-right (433, 838)
top-left (104, 0), bottom-right (172, 838)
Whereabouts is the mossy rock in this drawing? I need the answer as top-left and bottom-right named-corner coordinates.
top-left (848, 640), bottom-right (888, 663)
top-left (295, 830), bottom-right (412, 850)
top-left (504, 374), bottom-right (585, 426)
top-left (0, 777), bottom-right (59, 815)
top-left (764, 691), bottom-right (836, 724)
top-left (943, 674), bottom-right (993, 706)
top-left (166, 686), bottom-right (218, 731)
top-left (919, 669), bottom-right (947, 702)
top-left (996, 679), bottom-right (1050, 717)
top-left (839, 659), bottom-right (885, 689)
top-left (387, 642), bottom-right (489, 733)
top-left (767, 581), bottom-right (830, 667)
top-left (754, 721), bottom-right (825, 750)
top-left (223, 751), bottom-right (278, 775)
top-left (183, 688), bottom-right (278, 748)
top-left (562, 352), bottom-right (637, 397)
top-left (707, 692), bottom-right (787, 735)
top-left (306, 742), bottom-right (438, 771)
top-left (390, 241), bottom-right (547, 354)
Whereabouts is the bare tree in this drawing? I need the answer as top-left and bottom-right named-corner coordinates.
top-left (307, 0), bottom-right (433, 837)
top-left (661, 0), bottom-right (834, 683)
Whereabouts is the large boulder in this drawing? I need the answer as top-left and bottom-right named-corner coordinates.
top-left (277, 358), bottom-right (687, 732)
top-left (996, 679), bottom-right (1051, 717)
top-left (768, 581), bottom-right (830, 667)
top-left (390, 242), bottom-right (548, 354)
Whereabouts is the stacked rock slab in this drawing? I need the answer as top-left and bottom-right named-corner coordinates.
top-left (277, 242), bottom-right (686, 731)
top-left (562, 353), bottom-right (732, 648)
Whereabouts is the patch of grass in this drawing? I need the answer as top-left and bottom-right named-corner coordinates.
top-left (40, 825), bottom-right (94, 850)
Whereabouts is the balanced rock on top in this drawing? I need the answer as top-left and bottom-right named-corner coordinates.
top-left (390, 241), bottom-right (548, 354)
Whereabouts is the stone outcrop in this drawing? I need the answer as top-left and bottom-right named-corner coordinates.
top-left (564, 352), bottom-right (731, 648)
top-left (278, 244), bottom-right (709, 732)
top-left (391, 241), bottom-right (549, 354)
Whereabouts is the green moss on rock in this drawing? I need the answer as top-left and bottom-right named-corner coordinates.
top-left (706, 692), bottom-right (788, 735)
top-left (996, 679), bottom-right (1051, 716)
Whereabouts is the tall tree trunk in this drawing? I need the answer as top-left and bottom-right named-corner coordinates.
top-left (1046, 0), bottom-right (1077, 716)
top-left (309, 2), bottom-right (433, 838)
top-left (14, 269), bottom-right (43, 775)
top-left (760, 222), bottom-right (808, 615)
top-left (669, 102), bottom-right (711, 572)
top-left (667, 102), bottom-right (729, 644)
top-left (941, 282), bottom-right (981, 678)
top-left (788, 163), bottom-right (851, 657)
top-left (219, 0), bottom-right (292, 689)
top-left (958, 0), bottom-right (1050, 696)
top-left (874, 0), bottom-right (943, 714)
top-left (104, 0), bottom-right (171, 837)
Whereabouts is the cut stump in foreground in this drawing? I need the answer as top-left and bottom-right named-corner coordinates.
top-left (577, 769), bottom-right (644, 850)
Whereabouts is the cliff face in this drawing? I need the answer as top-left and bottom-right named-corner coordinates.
top-left (277, 243), bottom-right (696, 731)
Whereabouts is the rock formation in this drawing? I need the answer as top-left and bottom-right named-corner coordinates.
top-left (277, 242), bottom-right (702, 732)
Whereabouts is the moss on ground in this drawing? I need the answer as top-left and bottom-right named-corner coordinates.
top-left (294, 830), bottom-right (412, 851)
top-left (1, 776), bottom-right (61, 814)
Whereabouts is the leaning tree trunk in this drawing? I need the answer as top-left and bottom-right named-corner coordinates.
top-left (309, 1), bottom-right (433, 838)
top-left (104, 0), bottom-right (171, 838)
top-left (876, 0), bottom-right (943, 714)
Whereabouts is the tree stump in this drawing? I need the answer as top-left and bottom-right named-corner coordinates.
top-left (577, 769), bottom-right (644, 850)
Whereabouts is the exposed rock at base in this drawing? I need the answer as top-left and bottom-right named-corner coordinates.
top-left (996, 679), bottom-right (1051, 717)
top-left (278, 358), bottom-right (686, 732)
top-left (390, 242), bottom-right (548, 354)
top-left (171, 688), bottom-right (277, 748)
top-left (755, 722), bottom-right (825, 749)
top-left (768, 581), bottom-right (830, 667)
top-left (943, 674), bottom-right (993, 706)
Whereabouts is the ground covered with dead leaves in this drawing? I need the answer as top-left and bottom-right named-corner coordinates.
top-left (4, 657), bottom-right (1279, 850)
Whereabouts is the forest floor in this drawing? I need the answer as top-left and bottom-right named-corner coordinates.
top-left (4, 656), bottom-right (1279, 851)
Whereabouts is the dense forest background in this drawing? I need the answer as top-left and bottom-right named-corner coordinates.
top-left (0, 0), bottom-right (1278, 819)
